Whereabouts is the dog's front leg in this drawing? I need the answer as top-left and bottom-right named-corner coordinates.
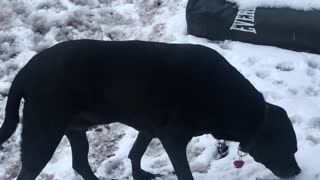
top-left (129, 132), bottom-right (159, 180)
top-left (160, 133), bottom-right (194, 180)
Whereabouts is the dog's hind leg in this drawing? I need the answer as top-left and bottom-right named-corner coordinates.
top-left (128, 132), bottom-right (158, 180)
top-left (17, 127), bottom-right (64, 180)
top-left (66, 130), bottom-right (99, 180)
top-left (15, 103), bottom-right (67, 180)
top-left (160, 133), bottom-right (194, 180)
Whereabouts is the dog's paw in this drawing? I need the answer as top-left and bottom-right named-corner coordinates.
top-left (132, 169), bottom-right (160, 180)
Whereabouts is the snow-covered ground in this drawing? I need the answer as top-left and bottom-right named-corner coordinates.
top-left (0, 0), bottom-right (320, 179)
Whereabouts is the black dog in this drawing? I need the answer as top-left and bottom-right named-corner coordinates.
top-left (0, 40), bottom-right (301, 180)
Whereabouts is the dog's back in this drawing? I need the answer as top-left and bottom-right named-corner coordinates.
top-left (17, 40), bottom-right (264, 140)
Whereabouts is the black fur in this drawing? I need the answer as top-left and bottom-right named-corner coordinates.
top-left (0, 40), bottom-right (300, 180)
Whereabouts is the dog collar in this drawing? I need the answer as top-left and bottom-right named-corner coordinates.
top-left (239, 103), bottom-right (270, 153)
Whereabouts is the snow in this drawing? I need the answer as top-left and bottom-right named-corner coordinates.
top-left (0, 0), bottom-right (320, 179)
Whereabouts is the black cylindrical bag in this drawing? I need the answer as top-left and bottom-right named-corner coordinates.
top-left (186, 0), bottom-right (320, 54)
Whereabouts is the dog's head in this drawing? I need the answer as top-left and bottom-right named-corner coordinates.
top-left (241, 103), bottom-right (301, 178)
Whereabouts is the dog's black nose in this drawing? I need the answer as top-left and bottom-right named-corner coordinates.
top-left (291, 165), bottom-right (301, 176)
top-left (274, 165), bottom-right (301, 179)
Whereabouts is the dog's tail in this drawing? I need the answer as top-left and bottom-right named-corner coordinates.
top-left (0, 70), bottom-right (24, 146)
